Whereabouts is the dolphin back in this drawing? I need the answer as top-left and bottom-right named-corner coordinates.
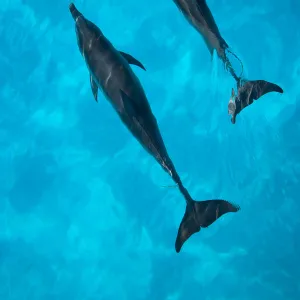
top-left (196, 0), bottom-right (226, 43)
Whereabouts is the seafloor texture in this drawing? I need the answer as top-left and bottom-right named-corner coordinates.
top-left (0, 0), bottom-right (299, 299)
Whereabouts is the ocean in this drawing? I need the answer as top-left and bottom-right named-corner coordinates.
top-left (0, 0), bottom-right (299, 299)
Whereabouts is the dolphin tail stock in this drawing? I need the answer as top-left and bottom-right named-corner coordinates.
top-left (175, 198), bottom-right (240, 253)
top-left (223, 48), bottom-right (244, 86)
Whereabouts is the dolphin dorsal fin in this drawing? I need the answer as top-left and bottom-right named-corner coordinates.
top-left (119, 51), bottom-right (146, 71)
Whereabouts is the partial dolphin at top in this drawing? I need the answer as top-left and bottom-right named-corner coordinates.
top-left (173, 0), bottom-right (284, 124)
top-left (173, 0), bottom-right (241, 81)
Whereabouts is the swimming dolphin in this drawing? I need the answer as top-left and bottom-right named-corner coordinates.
top-left (173, 0), bottom-right (284, 123)
top-left (69, 3), bottom-right (240, 253)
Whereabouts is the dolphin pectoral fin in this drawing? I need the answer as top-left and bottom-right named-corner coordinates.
top-left (175, 199), bottom-right (240, 253)
top-left (119, 51), bottom-right (146, 70)
top-left (90, 74), bottom-right (98, 102)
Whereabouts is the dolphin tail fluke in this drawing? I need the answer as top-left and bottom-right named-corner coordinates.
top-left (243, 80), bottom-right (283, 101)
top-left (229, 79), bottom-right (283, 124)
top-left (69, 3), bottom-right (82, 21)
top-left (175, 199), bottom-right (240, 253)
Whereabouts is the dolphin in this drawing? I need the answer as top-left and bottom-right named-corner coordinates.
top-left (173, 0), bottom-right (283, 123)
top-left (69, 3), bottom-right (240, 253)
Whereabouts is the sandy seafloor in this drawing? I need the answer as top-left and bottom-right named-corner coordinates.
top-left (0, 0), bottom-right (299, 299)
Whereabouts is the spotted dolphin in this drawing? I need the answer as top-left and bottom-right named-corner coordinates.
top-left (69, 3), bottom-right (240, 253)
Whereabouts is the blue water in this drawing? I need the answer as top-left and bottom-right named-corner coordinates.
top-left (0, 0), bottom-right (299, 299)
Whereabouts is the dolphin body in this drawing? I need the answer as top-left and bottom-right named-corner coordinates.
top-left (173, 0), bottom-right (283, 124)
top-left (69, 3), bottom-right (239, 253)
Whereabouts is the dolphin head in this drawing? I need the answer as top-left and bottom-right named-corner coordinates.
top-left (69, 3), bottom-right (103, 54)
top-left (228, 88), bottom-right (236, 124)
top-left (69, 3), bottom-right (82, 21)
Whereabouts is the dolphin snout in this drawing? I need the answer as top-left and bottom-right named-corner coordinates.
top-left (69, 3), bottom-right (82, 21)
